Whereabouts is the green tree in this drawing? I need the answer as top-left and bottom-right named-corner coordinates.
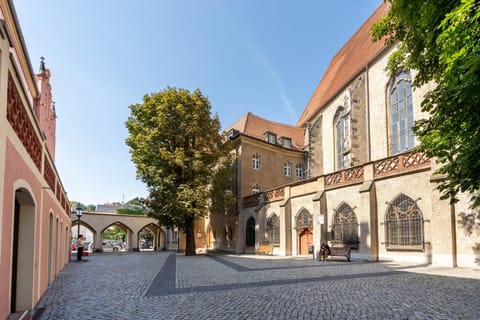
top-left (125, 87), bottom-right (226, 255)
top-left (209, 155), bottom-right (236, 215)
top-left (126, 197), bottom-right (144, 206)
top-left (372, 0), bottom-right (480, 207)
top-left (70, 201), bottom-right (95, 212)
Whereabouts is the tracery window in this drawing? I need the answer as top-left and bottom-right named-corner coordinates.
top-left (389, 71), bottom-right (414, 155)
top-left (266, 214), bottom-right (280, 245)
top-left (385, 194), bottom-right (424, 250)
top-left (332, 203), bottom-right (358, 248)
top-left (296, 209), bottom-right (313, 229)
top-left (334, 107), bottom-right (351, 171)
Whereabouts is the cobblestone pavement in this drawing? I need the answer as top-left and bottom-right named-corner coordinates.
top-left (32, 252), bottom-right (480, 320)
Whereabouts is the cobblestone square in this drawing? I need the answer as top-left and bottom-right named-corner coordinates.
top-left (33, 252), bottom-right (480, 320)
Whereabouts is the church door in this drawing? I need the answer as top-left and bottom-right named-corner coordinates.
top-left (299, 229), bottom-right (313, 255)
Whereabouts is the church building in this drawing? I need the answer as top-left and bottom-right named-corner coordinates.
top-left (215, 2), bottom-right (478, 268)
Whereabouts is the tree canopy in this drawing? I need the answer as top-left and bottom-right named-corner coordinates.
top-left (372, 0), bottom-right (480, 207)
top-left (125, 87), bottom-right (226, 255)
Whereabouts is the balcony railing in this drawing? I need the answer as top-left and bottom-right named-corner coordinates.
top-left (242, 151), bottom-right (430, 208)
top-left (374, 151), bottom-right (430, 177)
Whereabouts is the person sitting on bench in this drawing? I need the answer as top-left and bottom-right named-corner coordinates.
top-left (320, 242), bottom-right (330, 261)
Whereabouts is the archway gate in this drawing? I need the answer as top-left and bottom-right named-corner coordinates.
top-left (70, 212), bottom-right (166, 251)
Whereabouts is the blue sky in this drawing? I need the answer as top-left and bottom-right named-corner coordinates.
top-left (14, 0), bottom-right (381, 205)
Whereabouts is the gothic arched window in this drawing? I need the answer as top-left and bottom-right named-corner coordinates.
top-left (334, 107), bottom-right (351, 171)
top-left (296, 209), bottom-right (313, 230)
top-left (266, 214), bottom-right (280, 245)
top-left (385, 194), bottom-right (423, 250)
top-left (332, 203), bottom-right (358, 248)
top-left (389, 71), bottom-right (414, 155)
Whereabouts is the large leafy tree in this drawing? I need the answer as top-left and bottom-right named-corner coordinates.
top-left (372, 0), bottom-right (480, 207)
top-left (125, 87), bottom-right (225, 255)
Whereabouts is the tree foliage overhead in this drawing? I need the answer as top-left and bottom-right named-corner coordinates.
top-left (372, 0), bottom-right (480, 207)
top-left (125, 87), bottom-right (226, 255)
top-left (209, 155), bottom-right (236, 215)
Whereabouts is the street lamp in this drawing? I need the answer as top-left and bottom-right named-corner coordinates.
top-left (75, 208), bottom-right (83, 239)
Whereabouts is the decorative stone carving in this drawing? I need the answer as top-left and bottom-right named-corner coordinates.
top-left (375, 151), bottom-right (430, 177)
top-left (43, 158), bottom-right (56, 191)
top-left (7, 74), bottom-right (42, 171)
top-left (264, 188), bottom-right (284, 203)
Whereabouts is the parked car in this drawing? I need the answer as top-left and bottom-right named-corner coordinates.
top-left (82, 241), bottom-right (93, 253)
top-left (140, 239), bottom-right (153, 249)
top-left (102, 240), bottom-right (123, 252)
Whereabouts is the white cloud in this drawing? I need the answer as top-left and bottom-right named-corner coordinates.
top-left (245, 41), bottom-right (296, 123)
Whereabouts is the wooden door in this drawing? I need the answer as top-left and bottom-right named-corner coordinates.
top-left (299, 229), bottom-right (313, 255)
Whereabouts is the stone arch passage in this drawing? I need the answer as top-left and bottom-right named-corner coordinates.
top-left (139, 223), bottom-right (164, 251)
top-left (101, 222), bottom-right (131, 252)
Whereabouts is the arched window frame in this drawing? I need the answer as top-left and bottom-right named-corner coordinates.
top-left (388, 71), bottom-right (415, 155)
top-left (332, 203), bottom-right (359, 249)
top-left (385, 194), bottom-right (424, 251)
top-left (266, 213), bottom-right (280, 245)
top-left (334, 107), bottom-right (351, 171)
top-left (296, 209), bottom-right (313, 230)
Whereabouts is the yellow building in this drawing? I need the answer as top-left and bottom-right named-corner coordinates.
top-left (206, 112), bottom-right (305, 253)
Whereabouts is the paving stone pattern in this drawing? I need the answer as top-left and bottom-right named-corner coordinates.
top-left (32, 252), bottom-right (480, 319)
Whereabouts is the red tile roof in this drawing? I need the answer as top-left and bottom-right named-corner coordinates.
top-left (225, 112), bottom-right (305, 150)
top-left (296, 3), bottom-right (390, 127)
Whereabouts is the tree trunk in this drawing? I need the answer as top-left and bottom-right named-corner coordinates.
top-left (185, 216), bottom-right (196, 256)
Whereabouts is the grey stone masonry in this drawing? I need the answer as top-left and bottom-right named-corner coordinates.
top-left (31, 252), bottom-right (480, 320)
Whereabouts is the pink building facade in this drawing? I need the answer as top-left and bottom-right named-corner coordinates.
top-left (0, 1), bottom-right (71, 318)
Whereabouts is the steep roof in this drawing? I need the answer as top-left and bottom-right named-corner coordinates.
top-left (296, 2), bottom-right (390, 127)
top-left (225, 112), bottom-right (305, 150)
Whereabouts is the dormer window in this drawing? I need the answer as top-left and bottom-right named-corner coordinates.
top-left (279, 137), bottom-right (291, 148)
top-left (264, 132), bottom-right (276, 144)
top-left (226, 129), bottom-right (239, 140)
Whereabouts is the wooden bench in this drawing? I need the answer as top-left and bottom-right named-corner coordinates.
top-left (320, 244), bottom-right (351, 261)
top-left (256, 244), bottom-right (274, 255)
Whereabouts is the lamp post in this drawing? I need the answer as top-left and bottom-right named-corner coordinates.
top-left (75, 208), bottom-right (83, 239)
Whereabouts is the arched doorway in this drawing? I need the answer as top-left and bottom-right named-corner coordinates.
top-left (296, 209), bottom-right (313, 256)
top-left (11, 188), bottom-right (36, 313)
top-left (245, 217), bottom-right (255, 247)
top-left (139, 224), bottom-right (157, 251)
top-left (299, 229), bottom-right (313, 255)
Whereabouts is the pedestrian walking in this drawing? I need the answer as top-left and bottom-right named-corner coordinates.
top-left (76, 234), bottom-right (84, 261)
